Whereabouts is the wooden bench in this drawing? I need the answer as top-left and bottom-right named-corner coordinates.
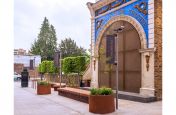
top-left (50, 82), bottom-right (66, 90)
top-left (50, 82), bottom-right (58, 88)
top-left (53, 83), bottom-right (66, 91)
top-left (57, 87), bottom-right (90, 103)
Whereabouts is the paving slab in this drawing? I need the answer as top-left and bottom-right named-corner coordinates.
top-left (14, 81), bottom-right (162, 115)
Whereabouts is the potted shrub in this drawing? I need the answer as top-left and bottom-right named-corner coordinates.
top-left (39, 61), bottom-right (59, 88)
top-left (38, 63), bottom-right (45, 80)
top-left (89, 87), bottom-right (115, 114)
top-left (37, 80), bottom-right (51, 95)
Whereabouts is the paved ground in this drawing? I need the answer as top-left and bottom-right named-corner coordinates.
top-left (14, 81), bottom-right (162, 115)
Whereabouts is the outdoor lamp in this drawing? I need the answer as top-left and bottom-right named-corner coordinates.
top-left (114, 25), bottom-right (125, 110)
top-left (114, 26), bottom-right (125, 33)
top-left (145, 55), bottom-right (150, 71)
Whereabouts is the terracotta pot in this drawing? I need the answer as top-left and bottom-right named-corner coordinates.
top-left (37, 84), bottom-right (51, 95)
top-left (89, 95), bottom-right (115, 114)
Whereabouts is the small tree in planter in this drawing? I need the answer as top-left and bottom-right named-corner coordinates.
top-left (39, 61), bottom-right (58, 81)
top-left (38, 63), bottom-right (46, 80)
top-left (89, 87), bottom-right (115, 114)
top-left (46, 61), bottom-right (56, 81)
top-left (37, 80), bottom-right (51, 95)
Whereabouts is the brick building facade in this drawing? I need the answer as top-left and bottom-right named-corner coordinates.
top-left (154, 0), bottom-right (162, 100)
top-left (14, 63), bottom-right (24, 74)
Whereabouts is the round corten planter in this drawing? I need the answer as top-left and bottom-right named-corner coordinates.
top-left (37, 84), bottom-right (51, 95)
top-left (89, 95), bottom-right (115, 114)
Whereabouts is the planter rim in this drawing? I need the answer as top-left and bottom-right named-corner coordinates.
top-left (37, 84), bottom-right (50, 86)
top-left (38, 84), bottom-right (50, 86)
top-left (90, 94), bottom-right (114, 96)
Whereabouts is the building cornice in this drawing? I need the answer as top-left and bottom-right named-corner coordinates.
top-left (139, 48), bottom-right (156, 53)
top-left (87, 2), bottom-right (95, 17)
top-left (95, 0), bottom-right (137, 19)
top-left (92, 0), bottom-right (116, 11)
top-left (88, 0), bottom-right (137, 19)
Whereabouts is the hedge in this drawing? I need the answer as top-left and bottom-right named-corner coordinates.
top-left (38, 61), bottom-right (58, 74)
top-left (62, 56), bottom-right (86, 74)
top-left (38, 56), bottom-right (86, 75)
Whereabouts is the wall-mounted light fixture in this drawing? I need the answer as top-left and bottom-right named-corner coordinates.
top-left (93, 59), bottom-right (96, 71)
top-left (145, 55), bottom-right (150, 71)
top-left (114, 26), bottom-right (125, 33)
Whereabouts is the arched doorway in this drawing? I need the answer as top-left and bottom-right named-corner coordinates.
top-left (98, 20), bottom-right (141, 93)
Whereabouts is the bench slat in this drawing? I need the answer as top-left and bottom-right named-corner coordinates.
top-left (58, 87), bottom-right (90, 103)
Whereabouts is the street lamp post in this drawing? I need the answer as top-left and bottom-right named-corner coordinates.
top-left (54, 50), bottom-right (62, 87)
top-left (33, 56), bottom-right (37, 89)
top-left (33, 57), bottom-right (36, 79)
top-left (59, 51), bottom-right (62, 88)
top-left (114, 26), bottom-right (125, 110)
top-left (115, 35), bottom-right (119, 110)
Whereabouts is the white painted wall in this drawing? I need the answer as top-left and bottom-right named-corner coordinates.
top-left (14, 55), bottom-right (41, 67)
top-left (139, 0), bottom-right (155, 96)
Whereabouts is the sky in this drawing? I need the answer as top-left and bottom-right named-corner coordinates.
top-left (14, 0), bottom-right (95, 51)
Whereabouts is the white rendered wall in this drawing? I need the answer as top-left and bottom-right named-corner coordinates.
top-left (14, 55), bottom-right (41, 67)
top-left (140, 0), bottom-right (155, 96)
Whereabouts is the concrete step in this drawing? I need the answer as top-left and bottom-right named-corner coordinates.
top-left (117, 91), bottom-right (157, 103)
top-left (80, 87), bottom-right (157, 103)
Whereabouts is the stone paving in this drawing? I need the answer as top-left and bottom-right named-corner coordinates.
top-left (14, 81), bottom-right (162, 115)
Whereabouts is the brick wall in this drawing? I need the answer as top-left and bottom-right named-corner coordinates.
top-left (14, 63), bottom-right (24, 74)
top-left (28, 68), bottom-right (39, 78)
top-left (14, 63), bottom-right (39, 78)
top-left (44, 74), bottom-right (81, 87)
top-left (154, 0), bottom-right (162, 100)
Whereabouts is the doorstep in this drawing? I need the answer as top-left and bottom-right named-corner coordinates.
top-left (80, 87), bottom-right (157, 103)
top-left (114, 91), bottom-right (157, 103)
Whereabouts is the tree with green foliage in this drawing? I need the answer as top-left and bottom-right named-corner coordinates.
top-left (30, 17), bottom-right (57, 61)
top-left (62, 56), bottom-right (86, 75)
top-left (38, 61), bottom-right (57, 74)
top-left (38, 60), bottom-right (58, 80)
top-left (58, 38), bottom-right (86, 58)
top-left (62, 56), bottom-right (86, 87)
top-left (74, 56), bottom-right (86, 74)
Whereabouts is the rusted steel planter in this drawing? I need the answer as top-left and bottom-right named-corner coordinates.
top-left (37, 84), bottom-right (51, 95)
top-left (89, 95), bottom-right (115, 114)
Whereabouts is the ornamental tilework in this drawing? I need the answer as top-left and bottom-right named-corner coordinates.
top-left (94, 0), bottom-right (149, 47)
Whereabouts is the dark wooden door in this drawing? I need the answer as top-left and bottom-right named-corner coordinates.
top-left (98, 21), bottom-right (141, 93)
top-left (118, 22), bottom-right (141, 93)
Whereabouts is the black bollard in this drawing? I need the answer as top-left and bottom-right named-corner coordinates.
top-left (21, 68), bottom-right (29, 87)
